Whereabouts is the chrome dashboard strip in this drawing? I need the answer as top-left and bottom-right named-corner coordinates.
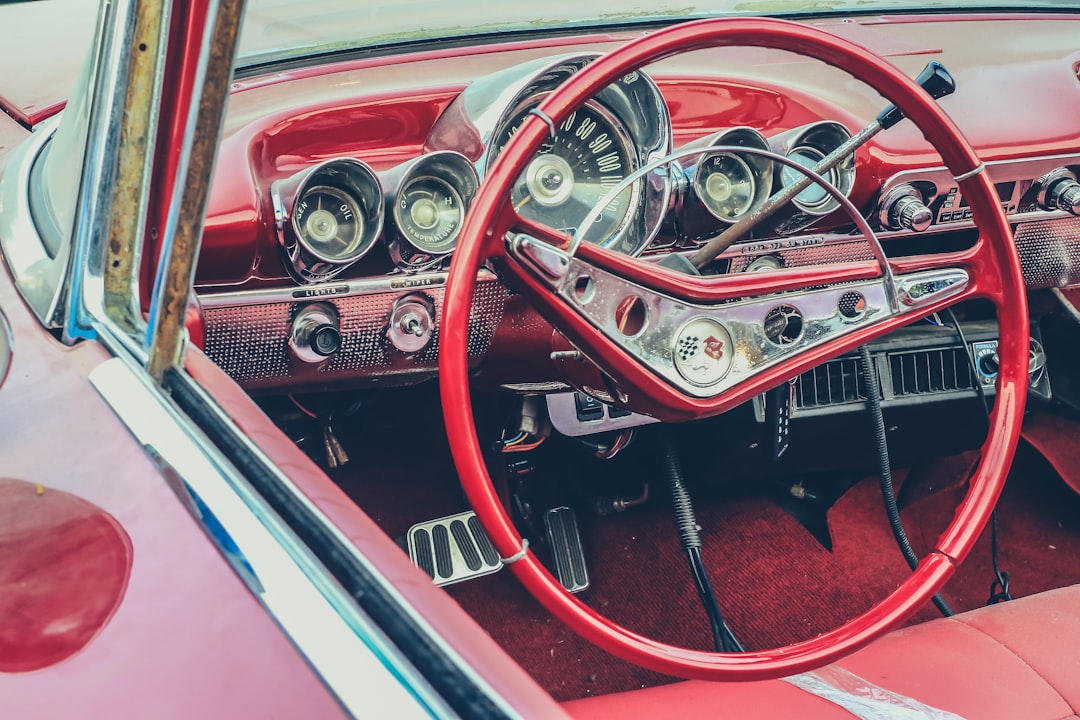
top-left (199, 268), bottom-right (496, 307)
top-left (89, 330), bottom-right (448, 719)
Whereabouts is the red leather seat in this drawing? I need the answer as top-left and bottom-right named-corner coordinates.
top-left (564, 585), bottom-right (1080, 719)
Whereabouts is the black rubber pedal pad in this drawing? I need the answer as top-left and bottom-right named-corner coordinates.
top-left (407, 511), bottom-right (503, 586)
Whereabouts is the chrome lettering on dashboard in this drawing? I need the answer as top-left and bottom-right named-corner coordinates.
top-left (735, 235), bottom-right (825, 255)
top-left (292, 285), bottom-right (349, 299)
top-left (390, 276), bottom-right (446, 290)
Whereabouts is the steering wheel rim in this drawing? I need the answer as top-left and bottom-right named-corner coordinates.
top-left (440, 17), bottom-right (1028, 681)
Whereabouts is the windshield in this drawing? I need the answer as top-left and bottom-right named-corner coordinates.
top-left (237, 0), bottom-right (1079, 66)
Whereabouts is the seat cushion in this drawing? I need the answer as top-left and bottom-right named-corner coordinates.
top-left (565, 585), bottom-right (1080, 719)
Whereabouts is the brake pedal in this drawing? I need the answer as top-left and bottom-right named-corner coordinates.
top-left (407, 511), bottom-right (502, 586)
top-left (544, 506), bottom-right (589, 593)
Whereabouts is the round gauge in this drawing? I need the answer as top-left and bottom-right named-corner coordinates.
top-left (780, 146), bottom-right (838, 212)
top-left (494, 102), bottom-right (641, 248)
top-left (396, 175), bottom-right (465, 254)
top-left (292, 185), bottom-right (364, 262)
top-left (744, 254), bottom-right (784, 273)
top-left (697, 152), bottom-right (756, 221)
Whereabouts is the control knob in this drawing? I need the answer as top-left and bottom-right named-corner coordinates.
top-left (387, 293), bottom-right (436, 353)
top-left (1037, 168), bottom-right (1080, 216)
top-left (878, 184), bottom-right (932, 232)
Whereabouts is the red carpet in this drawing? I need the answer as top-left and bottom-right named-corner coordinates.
top-left (331, 408), bottom-right (1080, 702)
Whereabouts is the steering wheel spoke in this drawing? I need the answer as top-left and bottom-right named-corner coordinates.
top-left (508, 230), bottom-right (977, 414)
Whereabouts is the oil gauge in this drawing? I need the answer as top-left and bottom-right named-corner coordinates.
top-left (272, 158), bottom-right (384, 283)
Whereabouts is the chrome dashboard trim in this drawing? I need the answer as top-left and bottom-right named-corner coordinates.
top-left (89, 332), bottom-right (448, 719)
top-left (198, 268), bottom-right (497, 307)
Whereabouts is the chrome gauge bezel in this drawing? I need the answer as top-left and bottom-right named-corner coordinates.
top-left (426, 53), bottom-right (672, 258)
top-left (493, 96), bottom-right (644, 251)
top-left (272, 158), bottom-right (384, 283)
top-left (677, 126), bottom-right (774, 242)
top-left (768, 121), bottom-right (855, 235)
top-left (386, 151), bottom-right (479, 271)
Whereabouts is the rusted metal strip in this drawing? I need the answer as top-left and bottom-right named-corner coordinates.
top-left (146, 0), bottom-right (246, 381)
top-left (103, 0), bottom-right (168, 336)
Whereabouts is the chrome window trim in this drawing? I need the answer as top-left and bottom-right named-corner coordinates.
top-left (89, 334), bottom-right (447, 719)
top-left (65, 0), bottom-right (141, 340)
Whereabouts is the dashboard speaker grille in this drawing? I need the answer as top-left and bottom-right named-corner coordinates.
top-left (1015, 216), bottom-right (1080, 289)
top-left (728, 239), bottom-right (875, 272)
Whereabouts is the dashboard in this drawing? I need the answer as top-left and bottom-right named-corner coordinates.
top-left (195, 14), bottom-right (1080, 410)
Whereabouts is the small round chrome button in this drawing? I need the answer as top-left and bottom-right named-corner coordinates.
top-left (673, 317), bottom-right (734, 387)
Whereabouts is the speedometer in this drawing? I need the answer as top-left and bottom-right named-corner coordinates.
top-left (494, 102), bottom-right (641, 247)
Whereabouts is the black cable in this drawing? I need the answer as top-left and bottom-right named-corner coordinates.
top-left (660, 434), bottom-right (743, 653)
top-left (941, 307), bottom-right (1014, 604)
top-left (857, 345), bottom-right (955, 617)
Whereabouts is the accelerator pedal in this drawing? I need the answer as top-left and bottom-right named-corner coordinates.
top-left (544, 506), bottom-right (589, 593)
top-left (407, 511), bottom-right (502, 586)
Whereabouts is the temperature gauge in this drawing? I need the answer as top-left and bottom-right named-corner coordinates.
top-left (388, 151), bottom-right (479, 270)
top-left (397, 176), bottom-right (465, 255)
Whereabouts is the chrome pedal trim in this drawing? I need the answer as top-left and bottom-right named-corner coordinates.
top-left (544, 506), bottom-right (589, 593)
top-left (407, 511), bottom-right (502, 586)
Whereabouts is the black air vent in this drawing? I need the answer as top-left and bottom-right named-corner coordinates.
top-left (889, 347), bottom-right (975, 397)
top-left (795, 357), bottom-right (866, 409)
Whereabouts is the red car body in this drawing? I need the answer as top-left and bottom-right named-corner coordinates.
top-left (1, 1), bottom-right (1080, 717)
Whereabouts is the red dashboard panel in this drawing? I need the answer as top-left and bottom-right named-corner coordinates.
top-left (193, 14), bottom-right (1080, 392)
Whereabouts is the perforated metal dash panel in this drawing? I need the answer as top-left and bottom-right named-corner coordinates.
top-left (1016, 216), bottom-right (1080, 289)
top-left (202, 279), bottom-right (509, 389)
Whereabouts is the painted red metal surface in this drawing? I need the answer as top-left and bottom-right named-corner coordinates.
top-left (183, 347), bottom-right (568, 717)
top-left (0, 477), bottom-right (132, 673)
top-left (185, 14), bottom-right (1080, 305)
top-left (141, 0), bottom-right (212, 307)
top-left (0, 232), bottom-right (346, 719)
top-left (440, 16), bottom-right (1028, 680)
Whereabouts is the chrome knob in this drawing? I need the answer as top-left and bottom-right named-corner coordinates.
top-left (1036, 168), bottom-right (1080, 216)
top-left (893, 195), bottom-right (933, 232)
top-left (1048, 179), bottom-right (1080, 216)
top-left (387, 294), bottom-right (435, 353)
top-left (879, 183), bottom-right (932, 232)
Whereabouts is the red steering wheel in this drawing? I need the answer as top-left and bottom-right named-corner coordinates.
top-left (440, 17), bottom-right (1028, 680)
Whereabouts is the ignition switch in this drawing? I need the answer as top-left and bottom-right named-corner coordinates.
top-left (290, 302), bottom-right (342, 363)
